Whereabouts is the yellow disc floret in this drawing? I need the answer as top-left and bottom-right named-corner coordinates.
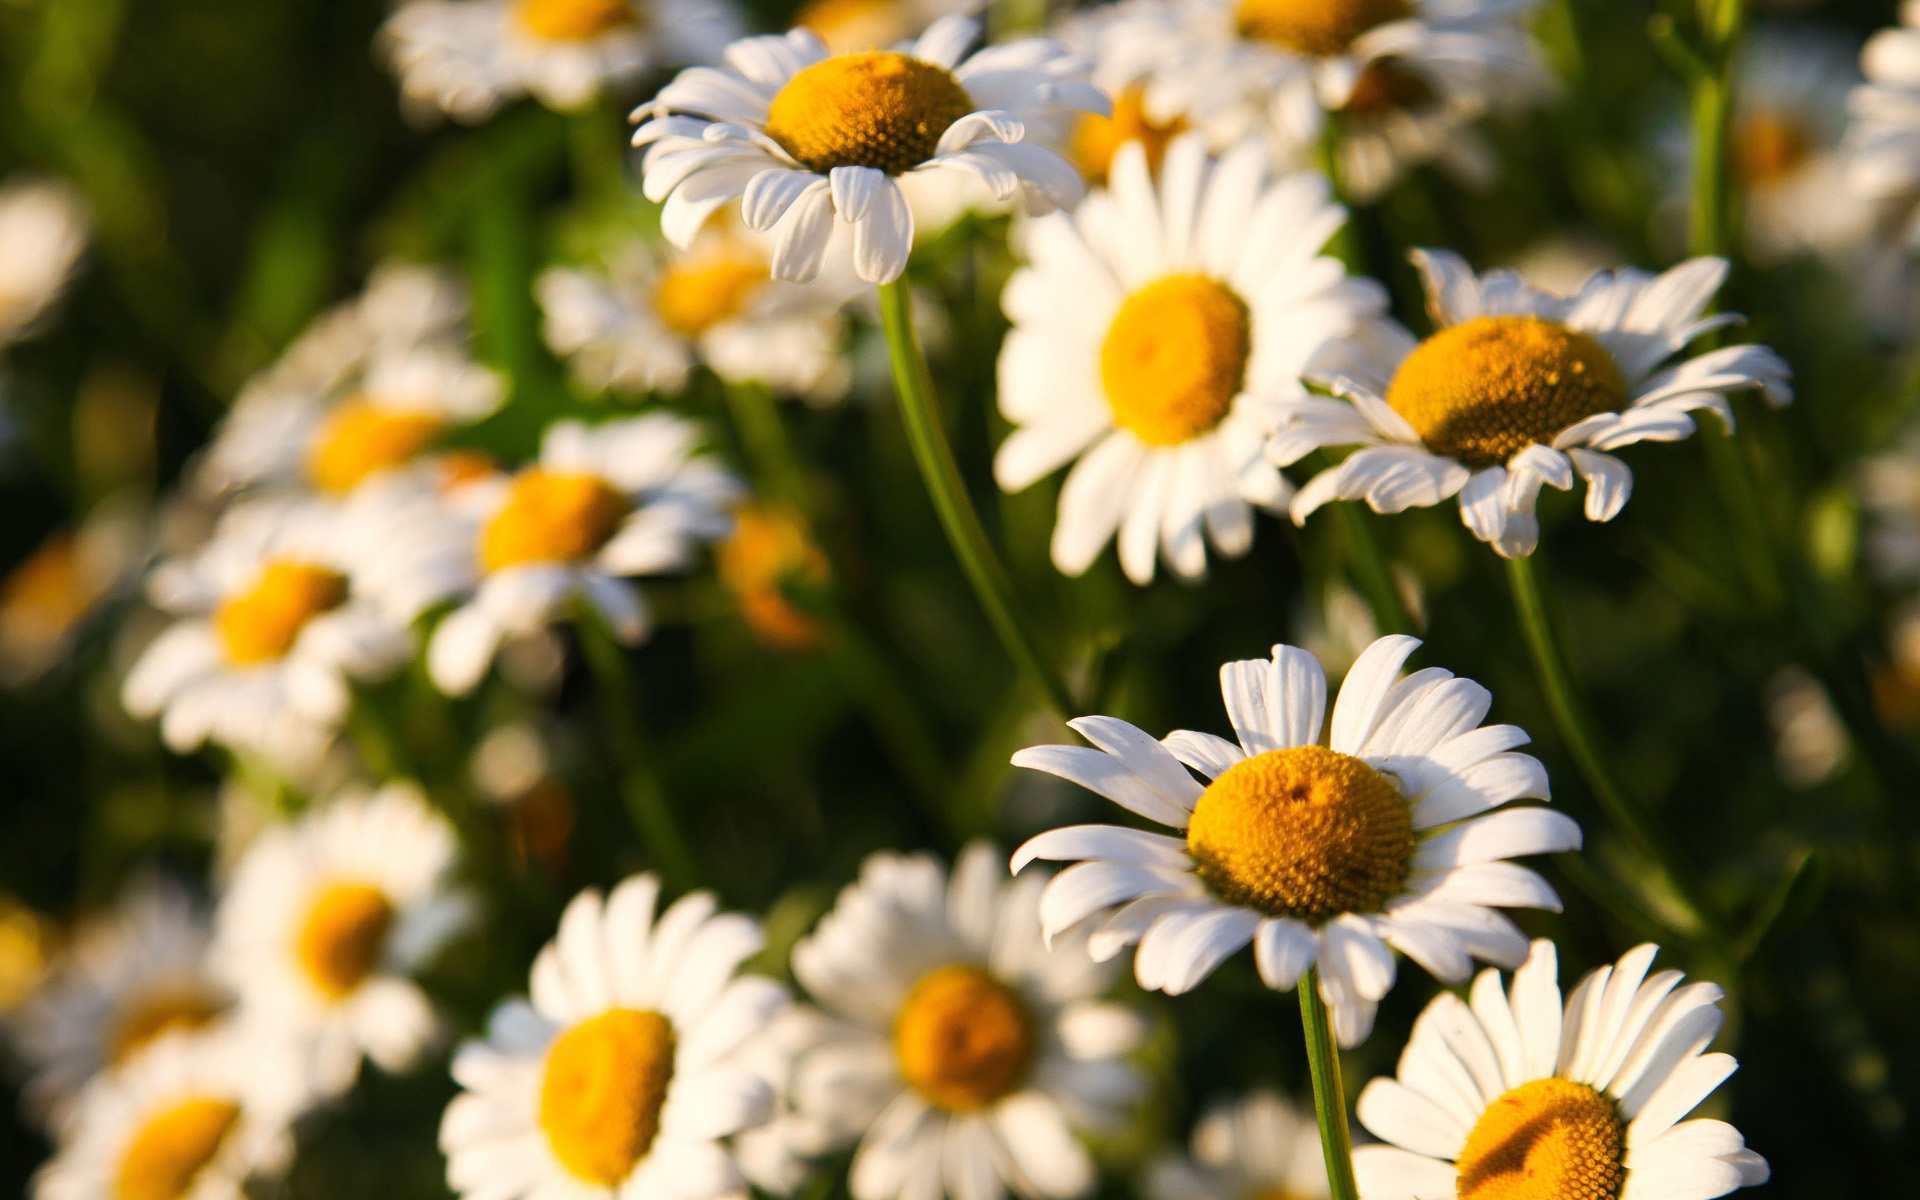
top-left (765, 52), bottom-right (975, 175)
top-left (296, 883), bottom-right (394, 1000)
top-left (515, 0), bottom-right (637, 41)
top-left (1102, 275), bottom-right (1251, 446)
top-left (893, 964), bottom-right (1035, 1111)
top-left (655, 257), bottom-right (766, 337)
top-left (479, 470), bottom-right (630, 572)
top-left (1736, 110), bottom-right (1811, 187)
top-left (215, 562), bottom-right (349, 666)
top-left (1186, 745), bottom-right (1413, 924)
top-left (307, 400), bottom-right (446, 493)
top-left (1387, 316), bottom-right (1628, 469)
top-left (108, 986), bottom-right (227, 1066)
top-left (716, 504), bottom-right (832, 651)
top-left (539, 1009), bottom-right (677, 1185)
top-left (115, 1097), bottom-right (241, 1200)
top-left (1455, 1078), bottom-right (1627, 1200)
top-left (1071, 87), bottom-right (1188, 182)
top-left (1236, 0), bottom-right (1411, 56)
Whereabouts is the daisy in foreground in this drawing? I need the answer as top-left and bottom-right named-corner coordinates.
top-left (1352, 940), bottom-right (1769, 1200)
top-left (996, 133), bottom-right (1388, 584)
top-left (439, 873), bottom-right (787, 1200)
top-left (1145, 1089), bottom-right (1329, 1200)
top-left (633, 15), bottom-right (1108, 284)
top-left (1269, 249), bottom-right (1793, 558)
top-left (1012, 635), bottom-right (1580, 1046)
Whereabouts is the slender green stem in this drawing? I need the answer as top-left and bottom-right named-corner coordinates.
top-left (1298, 968), bottom-right (1360, 1200)
top-left (722, 379), bottom-right (812, 513)
top-left (1334, 503), bottom-right (1415, 636)
top-left (876, 281), bottom-right (1076, 718)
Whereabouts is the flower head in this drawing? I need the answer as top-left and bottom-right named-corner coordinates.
top-left (1847, 0), bottom-right (1920, 247)
top-left (1145, 1089), bottom-right (1329, 1200)
top-left (0, 177), bottom-right (87, 347)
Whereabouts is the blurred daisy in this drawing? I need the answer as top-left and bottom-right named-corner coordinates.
top-left (0, 177), bottom-right (88, 347)
top-left (1731, 29), bottom-right (1871, 265)
top-left (995, 134), bottom-right (1388, 584)
top-left (120, 496), bottom-right (414, 770)
top-left (0, 497), bottom-right (148, 686)
top-left (1013, 635), bottom-right (1580, 1047)
top-left (1848, 1), bottom-right (1920, 245)
top-left (422, 414), bottom-right (741, 696)
top-left (8, 877), bottom-right (233, 1131)
top-left (633, 16), bottom-right (1108, 284)
top-left (1145, 1090), bottom-right (1328, 1200)
top-left (1270, 249), bottom-right (1793, 559)
top-left (770, 844), bottom-right (1146, 1200)
top-left (30, 1027), bottom-right (309, 1200)
top-left (215, 782), bottom-right (471, 1098)
top-left (439, 873), bottom-right (787, 1200)
top-left (1352, 940), bottom-right (1769, 1200)
top-left (1861, 419), bottom-right (1920, 585)
top-left (792, 0), bottom-right (975, 55)
top-left (381, 0), bottom-right (741, 123)
top-left (716, 503), bottom-right (832, 650)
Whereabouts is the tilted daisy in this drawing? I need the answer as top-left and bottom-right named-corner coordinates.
top-left (439, 873), bottom-right (787, 1200)
top-left (1270, 249), bottom-right (1794, 559)
top-left (769, 843), bottom-right (1147, 1200)
top-left (0, 176), bottom-right (87, 347)
top-left (1012, 635), bottom-right (1581, 1047)
top-left (1145, 1089), bottom-right (1329, 1200)
top-left (214, 782), bottom-right (472, 1098)
top-left (633, 15), bottom-right (1108, 285)
top-left (995, 133), bottom-right (1389, 585)
top-left (1352, 940), bottom-right (1769, 1200)
top-left (1847, 0), bottom-right (1920, 246)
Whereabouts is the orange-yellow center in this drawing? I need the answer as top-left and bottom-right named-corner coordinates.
top-left (0, 532), bottom-right (92, 639)
top-left (296, 883), bottom-right (394, 1000)
top-left (1387, 316), bottom-right (1627, 468)
top-left (1455, 1078), bottom-right (1626, 1200)
top-left (655, 257), bottom-right (765, 337)
top-left (1186, 745), bottom-right (1413, 923)
top-left (1736, 110), bottom-right (1812, 188)
top-left (214, 561), bottom-right (348, 666)
top-left (1342, 59), bottom-right (1434, 117)
top-left (107, 985), bottom-right (227, 1066)
top-left (794, 0), bottom-right (905, 54)
top-left (1236, 0), bottom-right (1411, 56)
top-left (716, 504), bottom-right (831, 651)
top-left (307, 400), bottom-right (446, 493)
top-left (1101, 275), bottom-right (1251, 445)
top-left (479, 470), bottom-right (629, 572)
top-left (539, 1008), bottom-right (677, 1185)
top-left (893, 964), bottom-right (1035, 1111)
top-left (765, 52), bottom-right (975, 174)
top-left (1071, 87), bottom-right (1189, 183)
top-left (515, 0), bottom-right (637, 41)
top-left (115, 1097), bottom-right (241, 1200)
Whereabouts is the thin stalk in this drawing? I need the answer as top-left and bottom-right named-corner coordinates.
top-left (876, 280), bottom-right (1076, 717)
top-left (1298, 968), bottom-right (1360, 1200)
top-left (1334, 502), bottom-right (1415, 636)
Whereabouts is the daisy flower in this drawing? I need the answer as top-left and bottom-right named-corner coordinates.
top-left (791, 0), bottom-right (976, 56)
top-left (632, 15), bottom-right (1108, 285)
top-left (1351, 940), bottom-right (1769, 1200)
top-left (7, 877), bottom-right (233, 1131)
top-left (1861, 418), bottom-right (1920, 586)
top-left (0, 176), bottom-right (87, 347)
top-left (994, 133), bottom-right (1389, 585)
top-left (1145, 1090), bottom-right (1329, 1200)
top-left (770, 843), bottom-right (1148, 1200)
top-left (0, 496), bottom-right (147, 686)
top-left (1269, 249), bottom-right (1794, 559)
top-left (715, 502), bottom-right (833, 650)
top-left (1012, 635), bottom-right (1581, 1047)
top-left (1847, 1), bottom-right (1920, 246)
top-left (381, 0), bottom-right (741, 124)
top-left (439, 873), bottom-right (788, 1200)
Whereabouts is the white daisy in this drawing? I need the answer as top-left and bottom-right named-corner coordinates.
top-left (1269, 249), bottom-right (1794, 559)
top-left (1012, 635), bottom-right (1581, 1047)
top-left (0, 177), bottom-right (87, 347)
top-left (1847, 0), bottom-right (1920, 246)
top-left (764, 843), bottom-right (1148, 1200)
top-left (1145, 1090), bottom-right (1329, 1200)
top-left (995, 133), bottom-right (1389, 585)
top-left (381, 0), bottom-right (741, 123)
top-left (7, 877), bottom-right (234, 1132)
top-left (1351, 940), bottom-right (1769, 1200)
top-left (421, 413), bottom-right (741, 696)
top-left (439, 873), bottom-right (788, 1200)
top-left (791, 0), bottom-right (977, 56)
top-left (633, 15), bottom-right (1108, 285)
top-left (1861, 418), bottom-right (1920, 586)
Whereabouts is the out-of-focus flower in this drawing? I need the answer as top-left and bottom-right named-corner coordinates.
top-left (1847, 1), bottom-right (1920, 246)
top-left (1065, 86), bottom-right (1190, 183)
top-left (214, 783), bottom-right (471, 1099)
top-left (1270, 250), bottom-right (1792, 559)
top-left (1764, 665), bottom-right (1849, 788)
top-left (0, 496), bottom-right (148, 686)
top-left (792, 0), bottom-right (976, 55)
top-left (1733, 30), bottom-right (1873, 265)
top-left (0, 178), bottom-right (88, 347)
top-left (634, 16), bottom-right (1108, 284)
top-left (0, 895), bottom-right (52, 1014)
top-left (381, 0), bottom-right (741, 123)
top-left (1861, 420), bottom-right (1920, 586)
top-left (1352, 940), bottom-right (1769, 1200)
top-left (716, 503), bottom-right (831, 650)
top-left (994, 135), bottom-right (1388, 585)
top-left (1014, 636), bottom-right (1579, 1047)
top-left (439, 874), bottom-right (787, 1200)
top-left (1145, 1090), bottom-right (1329, 1200)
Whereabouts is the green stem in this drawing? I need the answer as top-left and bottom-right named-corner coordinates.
top-left (876, 281), bottom-right (1076, 718)
top-left (721, 379), bottom-right (812, 513)
top-left (1334, 502), bottom-right (1415, 636)
top-left (1298, 968), bottom-right (1360, 1200)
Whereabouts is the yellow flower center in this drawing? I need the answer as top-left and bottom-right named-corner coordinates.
top-left (1341, 59), bottom-right (1433, 117)
top-left (765, 52), bottom-right (975, 175)
top-left (1235, 0), bottom-right (1411, 56)
top-left (296, 883), bottom-right (394, 1000)
top-left (716, 504), bottom-right (831, 651)
top-left (655, 257), bottom-right (766, 337)
top-left (479, 470), bottom-right (629, 572)
top-left (114, 1097), bottom-right (241, 1200)
top-left (539, 1008), bottom-right (677, 1186)
top-left (1387, 316), bottom-right (1627, 469)
top-left (1736, 110), bottom-right (1812, 188)
top-left (107, 985), bottom-right (227, 1066)
top-left (1071, 87), bottom-right (1188, 183)
top-left (893, 964), bottom-right (1035, 1111)
top-left (794, 0), bottom-right (905, 53)
top-left (1101, 274), bottom-right (1251, 446)
top-left (307, 400), bottom-right (446, 494)
top-left (214, 561), bottom-right (349, 666)
top-left (515, 0), bottom-right (637, 41)
top-left (1185, 745), bottom-right (1413, 923)
top-left (1455, 1078), bottom-right (1627, 1200)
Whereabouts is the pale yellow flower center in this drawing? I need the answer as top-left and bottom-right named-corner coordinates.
top-left (479, 470), bottom-right (629, 572)
top-left (1341, 59), bottom-right (1433, 117)
top-left (1387, 316), bottom-right (1627, 469)
top-left (107, 985), bottom-right (227, 1066)
top-left (539, 1009), bottom-right (677, 1185)
top-left (1736, 110), bottom-right (1812, 188)
top-left (716, 504), bottom-right (831, 651)
top-left (1186, 745), bottom-right (1413, 923)
top-left (1455, 1078), bottom-right (1626, 1200)
top-left (1071, 87), bottom-right (1188, 183)
top-left (893, 964), bottom-right (1035, 1111)
top-left (794, 0), bottom-right (906, 53)
top-left (114, 1097), bottom-right (240, 1200)
top-left (515, 0), bottom-right (636, 41)
top-left (1101, 274), bottom-right (1251, 446)
top-left (765, 52), bottom-right (975, 175)
top-left (296, 883), bottom-right (394, 1000)
top-left (215, 561), bottom-right (349, 666)
top-left (1235, 0), bottom-right (1411, 56)
top-left (307, 399), bottom-right (446, 494)
top-left (655, 257), bottom-right (766, 337)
